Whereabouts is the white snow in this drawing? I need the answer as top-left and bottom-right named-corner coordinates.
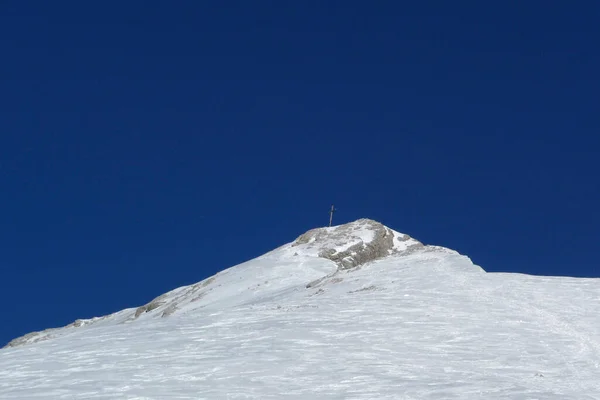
top-left (1, 220), bottom-right (599, 399)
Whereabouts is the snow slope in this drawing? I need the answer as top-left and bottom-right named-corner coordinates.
top-left (1, 219), bottom-right (600, 399)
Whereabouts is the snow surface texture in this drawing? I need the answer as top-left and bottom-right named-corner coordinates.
top-left (1, 219), bottom-right (600, 399)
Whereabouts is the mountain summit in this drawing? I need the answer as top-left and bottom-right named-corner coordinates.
top-left (1, 219), bottom-right (599, 399)
top-left (3, 219), bottom-right (434, 348)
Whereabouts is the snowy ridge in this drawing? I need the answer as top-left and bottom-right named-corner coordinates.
top-left (3, 219), bottom-right (424, 348)
top-left (1, 219), bottom-right (600, 399)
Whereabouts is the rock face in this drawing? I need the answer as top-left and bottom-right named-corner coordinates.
top-left (4, 331), bottom-right (51, 348)
top-left (4, 317), bottom-right (107, 348)
top-left (293, 218), bottom-right (423, 270)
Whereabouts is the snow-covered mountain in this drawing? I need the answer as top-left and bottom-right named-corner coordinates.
top-left (1, 219), bottom-right (599, 399)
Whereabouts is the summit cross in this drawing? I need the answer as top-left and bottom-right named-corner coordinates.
top-left (329, 204), bottom-right (336, 227)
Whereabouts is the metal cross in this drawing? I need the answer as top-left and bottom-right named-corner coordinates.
top-left (329, 204), bottom-right (336, 227)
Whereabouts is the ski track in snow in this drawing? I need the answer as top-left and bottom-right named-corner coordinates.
top-left (1, 220), bottom-right (600, 399)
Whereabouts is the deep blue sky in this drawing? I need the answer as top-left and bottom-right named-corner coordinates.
top-left (1, 1), bottom-right (598, 345)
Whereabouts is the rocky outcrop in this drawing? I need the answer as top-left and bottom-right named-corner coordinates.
top-left (127, 276), bottom-right (219, 322)
top-left (317, 225), bottom-right (395, 269)
top-left (4, 316), bottom-right (107, 348)
top-left (294, 218), bottom-right (423, 270)
top-left (133, 300), bottom-right (165, 319)
top-left (4, 330), bottom-right (56, 348)
top-left (298, 219), bottom-right (425, 290)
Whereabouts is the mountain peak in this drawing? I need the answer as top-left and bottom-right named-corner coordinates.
top-left (5, 220), bottom-right (599, 398)
top-left (3, 219), bottom-right (428, 349)
top-left (0, 219), bottom-right (600, 400)
top-left (289, 218), bottom-right (423, 269)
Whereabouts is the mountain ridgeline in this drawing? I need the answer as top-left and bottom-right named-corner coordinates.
top-left (1, 219), bottom-right (599, 399)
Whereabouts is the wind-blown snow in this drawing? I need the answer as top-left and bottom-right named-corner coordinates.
top-left (1, 219), bottom-right (599, 399)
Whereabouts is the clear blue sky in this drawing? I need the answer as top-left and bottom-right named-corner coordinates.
top-left (1, 1), bottom-right (598, 345)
